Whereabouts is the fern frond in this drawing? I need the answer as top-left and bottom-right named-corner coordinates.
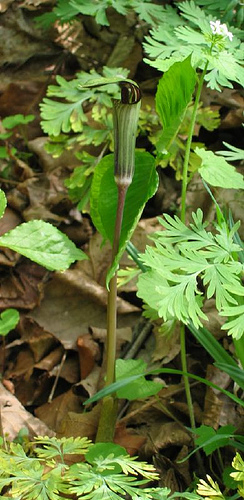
top-left (34, 436), bottom-right (92, 461)
top-left (137, 210), bottom-right (243, 335)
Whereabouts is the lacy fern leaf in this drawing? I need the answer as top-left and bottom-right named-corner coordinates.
top-left (40, 67), bottom-right (128, 136)
top-left (137, 209), bottom-right (244, 336)
top-left (143, 0), bottom-right (244, 91)
top-left (34, 436), bottom-right (92, 461)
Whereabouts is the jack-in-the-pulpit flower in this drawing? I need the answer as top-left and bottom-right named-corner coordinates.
top-left (113, 82), bottom-right (141, 187)
top-left (210, 20), bottom-right (233, 41)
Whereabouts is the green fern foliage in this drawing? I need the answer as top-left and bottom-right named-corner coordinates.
top-left (40, 66), bottom-right (129, 136)
top-left (36, 0), bottom-right (168, 28)
top-left (194, 0), bottom-right (244, 28)
top-left (143, 0), bottom-right (244, 91)
top-left (137, 209), bottom-right (244, 338)
top-left (0, 437), bottom-right (172, 500)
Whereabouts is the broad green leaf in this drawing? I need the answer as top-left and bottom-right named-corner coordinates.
top-left (116, 359), bottom-right (162, 400)
top-left (85, 443), bottom-right (126, 466)
top-left (156, 56), bottom-right (196, 151)
top-left (0, 309), bottom-right (20, 337)
top-left (196, 147), bottom-right (244, 189)
top-left (84, 367), bottom-right (244, 408)
top-left (90, 152), bottom-right (158, 287)
top-left (193, 424), bottom-right (236, 456)
top-left (0, 189), bottom-right (7, 219)
top-left (0, 220), bottom-right (87, 271)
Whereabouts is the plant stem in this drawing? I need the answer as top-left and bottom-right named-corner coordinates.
top-left (180, 324), bottom-right (196, 430)
top-left (96, 183), bottom-right (128, 442)
top-left (180, 63), bottom-right (210, 475)
top-left (106, 183), bottom-right (128, 386)
top-left (180, 63), bottom-right (209, 429)
top-left (181, 61), bottom-right (209, 223)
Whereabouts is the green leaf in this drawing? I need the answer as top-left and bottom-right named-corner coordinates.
top-left (90, 152), bottom-right (158, 287)
top-left (0, 220), bottom-right (87, 271)
top-left (217, 142), bottom-right (244, 162)
top-left (0, 309), bottom-right (20, 337)
top-left (116, 359), bottom-right (162, 400)
top-left (143, 1), bottom-right (243, 91)
top-left (0, 190), bottom-right (7, 219)
top-left (40, 67), bottom-right (128, 136)
top-left (155, 56), bottom-right (196, 151)
top-left (85, 443), bottom-right (126, 470)
top-left (194, 424), bottom-right (236, 456)
top-left (132, 0), bottom-right (167, 25)
top-left (196, 147), bottom-right (244, 188)
top-left (137, 210), bottom-right (243, 331)
top-left (34, 436), bottom-right (92, 461)
top-left (84, 367), bottom-right (244, 408)
top-left (188, 323), bottom-right (244, 389)
top-left (220, 303), bottom-right (244, 340)
top-left (2, 114), bottom-right (35, 129)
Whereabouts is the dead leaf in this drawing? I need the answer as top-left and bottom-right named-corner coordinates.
top-left (57, 404), bottom-right (101, 440)
top-left (29, 274), bottom-right (140, 349)
top-left (0, 207), bottom-right (22, 266)
top-left (35, 389), bottom-right (83, 433)
top-left (148, 421), bottom-right (192, 453)
top-left (56, 269), bottom-right (139, 314)
top-left (0, 8), bottom-right (58, 67)
top-left (152, 322), bottom-right (181, 363)
top-left (114, 422), bottom-right (146, 455)
top-left (28, 137), bottom-right (80, 173)
top-left (35, 345), bottom-right (64, 371)
top-left (203, 365), bottom-right (231, 428)
top-left (73, 365), bottom-right (101, 399)
top-left (0, 0), bottom-right (14, 13)
top-left (0, 260), bottom-right (47, 310)
top-left (17, 316), bottom-right (58, 363)
top-left (0, 381), bottom-right (54, 440)
top-left (77, 333), bottom-right (100, 379)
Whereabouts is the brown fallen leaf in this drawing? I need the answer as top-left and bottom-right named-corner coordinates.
top-left (147, 421), bottom-right (192, 454)
top-left (56, 404), bottom-right (101, 440)
top-left (56, 269), bottom-right (139, 314)
top-left (152, 321), bottom-right (181, 363)
top-left (17, 316), bottom-right (58, 363)
top-left (0, 382), bottom-right (54, 440)
top-left (73, 365), bottom-right (101, 399)
top-left (0, 207), bottom-right (22, 266)
top-left (77, 333), bottom-right (100, 379)
top-left (0, 260), bottom-right (47, 310)
top-left (29, 274), bottom-right (140, 349)
top-left (35, 389), bottom-right (84, 433)
top-left (203, 365), bottom-right (231, 429)
top-left (114, 422), bottom-right (146, 456)
top-left (34, 345), bottom-right (64, 371)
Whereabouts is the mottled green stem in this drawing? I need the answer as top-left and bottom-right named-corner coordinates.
top-left (106, 184), bottom-right (128, 387)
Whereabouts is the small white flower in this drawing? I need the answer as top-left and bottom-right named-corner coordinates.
top-left (210, 20), bottom-right (233, 41)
